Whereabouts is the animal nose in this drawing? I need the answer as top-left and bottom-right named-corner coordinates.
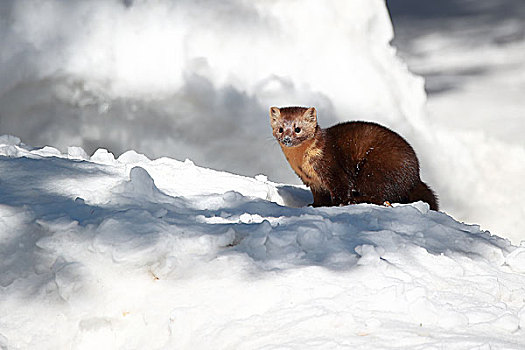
top-left (282, 136), bottom-right (292, 146)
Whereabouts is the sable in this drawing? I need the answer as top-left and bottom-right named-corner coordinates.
top-left (270, 106), bottom-right (438, 210)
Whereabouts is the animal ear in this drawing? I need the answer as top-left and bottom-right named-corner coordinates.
top-left (303, 107), bottom-right (317, 124)
top-left (269, 107), bottom-right (281, 127)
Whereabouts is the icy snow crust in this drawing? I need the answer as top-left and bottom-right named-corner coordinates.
top-left (1, 138), bottom-right (525, 349)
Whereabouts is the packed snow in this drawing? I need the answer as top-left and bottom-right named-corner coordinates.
top-left (1, 137), bottom-right (525, 349)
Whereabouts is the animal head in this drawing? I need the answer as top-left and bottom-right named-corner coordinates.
top-left (269, 106), bottom-right (318, 147)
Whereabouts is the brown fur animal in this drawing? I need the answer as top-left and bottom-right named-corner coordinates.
top-left (270, 106), bottom-right (438, 210)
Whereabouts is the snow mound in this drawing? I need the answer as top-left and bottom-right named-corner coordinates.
top-left (1, 139), bottom-right (524, 349)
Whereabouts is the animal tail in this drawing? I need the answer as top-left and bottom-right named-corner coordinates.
top-left (409, 181), bottom-right (439, 211)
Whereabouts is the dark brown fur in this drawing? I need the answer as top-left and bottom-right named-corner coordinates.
top-left (270, 106), bottom-right (438, 210)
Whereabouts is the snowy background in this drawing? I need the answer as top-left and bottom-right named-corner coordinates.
top-left (1, 0), bottom-right (524, 244)
top-left (1, 0), bottom-right (525, 348)
top-left (387, 0), bottom-right (525, 243)
top-left (1, 0), bottom-right (524, 243)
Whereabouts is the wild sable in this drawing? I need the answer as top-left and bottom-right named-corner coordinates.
top-left (270, 106), bottom-right (438, 210)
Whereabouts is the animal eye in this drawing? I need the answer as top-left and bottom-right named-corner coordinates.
top-left (295, 127), bottom-right (301, 133)
top-left (278, 127), bottom-right (283, 133)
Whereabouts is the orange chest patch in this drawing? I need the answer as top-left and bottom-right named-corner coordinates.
top-left (281, 139), bottom-right (324, 188)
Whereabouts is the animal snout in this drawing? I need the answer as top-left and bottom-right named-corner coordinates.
top-left (282, 136), bottom-right (293, 146)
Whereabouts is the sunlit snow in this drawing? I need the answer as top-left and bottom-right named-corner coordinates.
top-left (1, 0), bottom-right (525, 348)
top-left (1, 136), bottom-right (525, 349)
top-left (1, 0), bottom-right (523, 243)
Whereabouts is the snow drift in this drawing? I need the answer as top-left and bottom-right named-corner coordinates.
top-left (1, 137), bottom-right (525, 349)
top-left (0, 1), bottom-right (523, 249)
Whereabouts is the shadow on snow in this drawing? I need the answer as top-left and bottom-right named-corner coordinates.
top-left (0, 155), bottom-right (512, 301)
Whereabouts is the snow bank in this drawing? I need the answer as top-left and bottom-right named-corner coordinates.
top-left (1, 139), bottom-right (525, 349)
top-left (0, 0), bottom-right (424, 178)
top-left (0, 1), bottom-right (523, 248)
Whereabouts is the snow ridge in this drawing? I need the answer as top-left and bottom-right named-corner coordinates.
top-left (1, 138), bottom-right (525, 349)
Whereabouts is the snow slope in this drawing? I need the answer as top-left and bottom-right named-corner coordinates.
top-left (1, 137), bottom-right (525, 349)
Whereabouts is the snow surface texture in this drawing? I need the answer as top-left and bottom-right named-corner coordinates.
top-left (1, 137), bottom-right (525, 349)
top-left (0, 2), bottom-right (523, 244)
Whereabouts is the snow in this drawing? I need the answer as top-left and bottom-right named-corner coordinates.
top-left (1, 1), bottom-right (525, 346)
top-left (0, 0), bottom-right (424, 185)
top-left (1, 0), bottom-right (523, 244)
top-left (388, 0), bottom-right (525, 245)
top-left (1, 138), bottom-right (525, 349)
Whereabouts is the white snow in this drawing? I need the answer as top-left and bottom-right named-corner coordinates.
top-left (0, 0), bottom-right (423, 185)
top-left (389, 2), bottom-right (525, 245)
top-left (1, 138), bottom-right (525, 349)
top-left (1, 1), bottom-right (525, 346)
top-left (1, 0), bottom-right (523, 244)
